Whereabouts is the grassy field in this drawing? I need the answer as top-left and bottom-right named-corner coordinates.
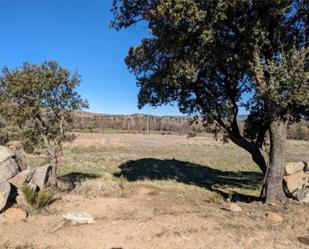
top-left (29, 132), bottom-right (309, 202)
top-left (2, 132), bottom-right (309, 249)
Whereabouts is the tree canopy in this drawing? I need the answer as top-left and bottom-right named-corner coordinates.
top-left (112, 0), bottom-right (308, 202)
top-left (0, 61), bottom-right (88, 188)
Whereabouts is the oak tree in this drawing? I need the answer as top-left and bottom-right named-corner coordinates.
top-left (112, 0), bottom-right (309, 202)
top-left (0, 61), bottom-right (88, 189)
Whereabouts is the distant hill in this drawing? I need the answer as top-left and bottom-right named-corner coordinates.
top-left (71, 111), bottom-right (308, 140)
top-left (72, 112), bottom-right (197, 133)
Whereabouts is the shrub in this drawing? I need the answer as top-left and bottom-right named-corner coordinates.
top-left (287, 124), bottom-right (309, 141)
top-left (21, 185), bottom-right (53, 209)
top-left (20, 129), bottom-right (42, 154)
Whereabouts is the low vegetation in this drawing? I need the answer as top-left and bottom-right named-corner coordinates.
top-left (21, 185), bottom-right (54, 210)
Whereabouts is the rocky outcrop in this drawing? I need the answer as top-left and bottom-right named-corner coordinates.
top-left (0, 146), bottom-right (53, 214)
top-left (0, 146), bottom-right (20, 182)
top-left (0, 146), bottom-right (14, 163)
top-left (285, 162), bottom-right (306, 175)
top-left (283, 171), bottom-right (308, 193)
top-left (29, 164), bottom-right (52, 191)
top-left (283, 161), bottom-right (309, 202)
top-left (0, 158), bottom-right (20, 182)
top-left (0, 181), bottom-right (11, 212)
top-left (8, 167), bottom-right (35, 189)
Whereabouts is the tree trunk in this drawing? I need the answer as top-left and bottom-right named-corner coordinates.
top-left (47, 149), bottom-right (59, 191)
top-left (229, 135), bottom-right (267, 175)
top-left (265, 119), bottom-right (287, 203)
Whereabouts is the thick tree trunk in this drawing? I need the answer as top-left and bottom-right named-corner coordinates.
top-left (229, 135), bottom-right (267, 175)
top-left (265, 119), bottom-right (287, 203)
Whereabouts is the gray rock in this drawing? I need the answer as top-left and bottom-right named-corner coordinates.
top-left (230, 203), bottom-right (242, 212)
top-left (303, 191), bottom-right (309, 203)
top-left (285, 162), bottom-right (305, 175)
top-left (63, 211), bottom-right (95, 224)
top-left (0, 146), bottom-right (14, 164)
top-left (30, 164), bottom-right (52, 190)
top-left (0, 158), bottom-right (20, 181)
top-left (0, 181), bottom-right (11, 212)
top-left (294, 187), bottom-right (309, 203)
top-left (8, 167), bottom-right (34, 189)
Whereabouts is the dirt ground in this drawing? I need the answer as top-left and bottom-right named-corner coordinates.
top-left (1, 189), bottom-right (309, 249)
top-left (1, 132), bottom-right (309, 249)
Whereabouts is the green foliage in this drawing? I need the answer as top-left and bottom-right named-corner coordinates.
top-left (112, 0), bottom-right (308, 126)
top-left (112, 0), bottom-right (308, 174)
top-left (0, 61), bottom-right (88, 180)
top-left (20, 128), bottom-right (41, 154)
top-left (21, 185), bottom-right (53, 210)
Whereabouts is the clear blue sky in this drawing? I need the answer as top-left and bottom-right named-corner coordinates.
top-left (0, 0), bottom-right (182, 115)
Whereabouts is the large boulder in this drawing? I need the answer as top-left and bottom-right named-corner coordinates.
top-left (285, 162), bottom-right (305, 175)
top-left (0, 146), bottom-right (14, 164)
top-left (283, 171), bottom-right (308, 193)
top-left (8, 167), bottom-right (34, 189)
top-left (0, 158), bottom-right (20, 181)
top-left (29, 164), bottom-right (52, 190)
top-left (0, 181), bottom-right (11, 212)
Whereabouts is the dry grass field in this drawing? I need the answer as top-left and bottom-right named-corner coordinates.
top-left (1, 132), bottom-right (309, 249)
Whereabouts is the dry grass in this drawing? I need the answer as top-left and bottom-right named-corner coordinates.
top-left (27, 132), bottom-right (309, 202)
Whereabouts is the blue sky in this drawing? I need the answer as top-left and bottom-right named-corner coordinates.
top-left (0, 0), bottom-right (182, 115)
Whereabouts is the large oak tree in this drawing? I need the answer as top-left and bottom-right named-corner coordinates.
top-left (111, 0), bottom-right (309, 202)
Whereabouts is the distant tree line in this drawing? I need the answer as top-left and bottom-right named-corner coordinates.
top-left (72, 112), bottom-right (309, 140)
top-left (72, 112), bottom-right (205, 133)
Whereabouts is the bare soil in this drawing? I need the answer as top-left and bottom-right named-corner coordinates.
top-left (1, 189), bottom-right (309, 249)
top-left (1, 133), bottom-right (309, 249)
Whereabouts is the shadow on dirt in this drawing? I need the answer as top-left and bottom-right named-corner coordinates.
top-left (58, 172), bottom-right (99, 191)
top-left (114, 158), bottom-right (263, 203)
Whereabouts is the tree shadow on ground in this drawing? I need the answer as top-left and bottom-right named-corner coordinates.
top-left (58, 172), bottom-right (99, 191)
top-left (114, 158), bottom-right (263, 203)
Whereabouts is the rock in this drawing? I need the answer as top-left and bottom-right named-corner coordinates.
top-left (63, 211), bottom-right (95, 224)
top-left (285, 162), bottom-right (305, 175)
top-left (230, 203), bottom-right (242, 212)
top-left (301, 192), bottom-right (309, 203)
top-left (297, 187), bottom-right (309, 203)
top-left (15, 189), bottom-right (27, 205)
top-left (8, 167), bottom-right (34, 189)
top-left (13, 149), bottom-right (28, 171)
top-left (0, 158), bottom-right (20, 181)
top-left (30, 164), bottom-right (52, 190)
top-left (293, 187), bottom-right (309, 202)
top-left (0, 146), bottom-right (14, 163)
top-left (283, 171), bottom-right (308, 193)
top-left (266, 212), bottom-right (283, 223)
top-left (0, 181), bottom-right (11, 212)
top-left (3, 208), bottom-right (27, 220)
